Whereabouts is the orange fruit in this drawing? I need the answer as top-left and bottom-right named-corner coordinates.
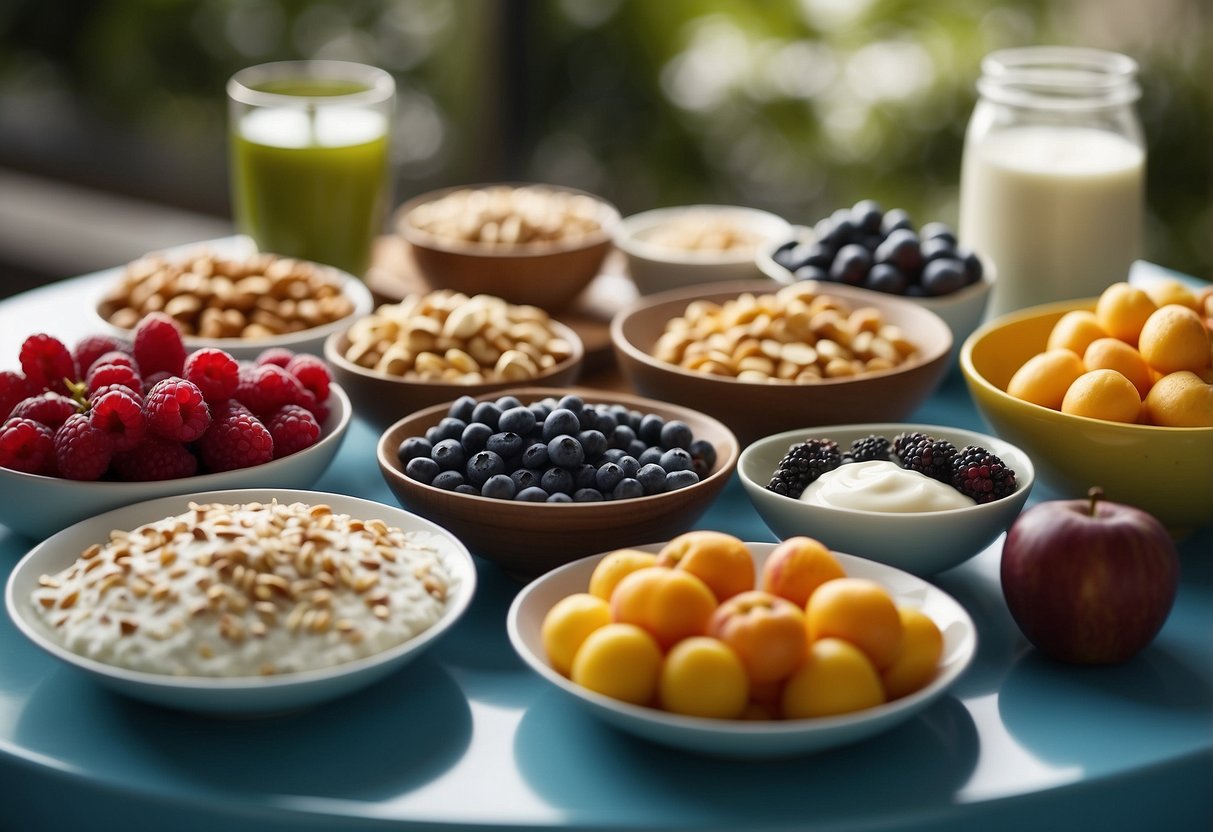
top-left (1095, 282), bottom-right (1157, 345)
top-left (1006, 348), bottom-right (1086, 410)
top-left (571, 623), bottom-right (663, 705)
top-left (781, 638), bottom-right (885, 718)
top-left (656, 530), bottom-right (755, 602)
top-left (1137, 304), bottom-right (1212, 375)
top-left (1061, 368), bottom-right (1142, 423)
top-left (609, 566), bottom-right (718, 650)
top-left (588, 549), bottom-right (659, 601)
top-left (541, 593), bottom-right (611, 677)
top-left (805, 577), bottom-right (902, 670)
top-left (759, 536), bottom-right (846, 607)
top-left (658, 637), bottom-right (750, 719)
top-left (1046, 309), bottom-right (1107, 356)
top-left (1082, 337), bottom-right (1154, 398)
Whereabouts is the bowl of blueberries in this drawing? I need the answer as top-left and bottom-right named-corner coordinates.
top-left (376, 387), bottom-right (740, 579)
top-left (757, 200), bottom-right (993, 366)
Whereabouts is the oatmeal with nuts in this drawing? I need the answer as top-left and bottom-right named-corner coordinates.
top-left (29, 500), bottom-right (454, 677)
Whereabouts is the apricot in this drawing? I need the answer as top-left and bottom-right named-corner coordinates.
top-left (1143, 278), bottom-right (1200, 312)
top-left (1061, 368), bottom-right (1142, 424)
top-left (1137, 304), bottom-right (1212, 375)
top-left (609, 566), bottom-right (717, 650)
top-left (1006, 349), bottom-right (1086, 410)
top-left (541, 593), bottom-right (612, 677)
top-left (1143, 371), bottom-right (1213, 427)
top-left (1082, 337), bottom-right (1153, 398)
top-left (881, 606), bottom-right (944, 700)
top-left (656, 530), bottom-right (755, 602)
top-left (658, 637), bottom-right (749, 719)
top-left (805, 577), bottom-right (903, 670)
top-left (588, 548), bottom-right (659, 601)
top-left (760, 535), bottom-right (846, 608)
top-left (781, 638), bottom-right (885, 718)
top-left (571, 623), bottom-right (663, 705)
top-left (1095, 282), bottom-right (1157, 345)
top-left (707, 590), bottom-right (808, 685)
top-left (1046, 309), bottom-right (1107, 356)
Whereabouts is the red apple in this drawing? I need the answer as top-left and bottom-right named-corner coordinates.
top-left (1000, 487), bottom-right (1179, 664)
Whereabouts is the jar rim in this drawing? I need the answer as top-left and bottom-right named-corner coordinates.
top-left (977, 46), bottom-right (1140, 110)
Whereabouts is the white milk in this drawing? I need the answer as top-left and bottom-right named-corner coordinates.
top-left (959, 125), bottom-right (1144, 318)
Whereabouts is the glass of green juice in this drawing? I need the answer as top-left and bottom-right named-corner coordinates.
top-left (228, 61), bottom-right (395, 279)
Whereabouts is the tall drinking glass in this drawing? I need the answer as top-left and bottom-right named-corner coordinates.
top-left (228, 61), bottom-right (395, 279)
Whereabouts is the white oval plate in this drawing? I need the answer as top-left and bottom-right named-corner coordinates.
top-left (6, 488), bottom-right (476, 716)
top-left (507, 542), bottom-right (976, 758)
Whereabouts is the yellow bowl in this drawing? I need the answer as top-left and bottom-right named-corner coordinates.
top-left (960, 298), bottom-right (1213, 533)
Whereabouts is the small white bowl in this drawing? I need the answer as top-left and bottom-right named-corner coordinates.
top-left (0, 385), bottom-right (351, 540)
top-left (5, 488), bottom-right (476, 716)
top-left (507, 541), bottom-right (976, 758)
top-left (738, 423), bottom-right (1035, 576)
top-left (616, 205), bottom-right (793, 295)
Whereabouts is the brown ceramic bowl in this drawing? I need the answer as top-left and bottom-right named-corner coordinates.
top-left (394, 183), bottom-right (621, 312)
top-left (610, 279), bottom-right (953, 445)
top-left (376, 387), bottom-right (740, 579)
top-left (324, 319), bottom-right (585, 432)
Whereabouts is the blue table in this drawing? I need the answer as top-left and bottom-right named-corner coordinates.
top-left (0, 270), bottom-right (1210, 831)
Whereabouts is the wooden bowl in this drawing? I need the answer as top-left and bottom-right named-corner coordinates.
top-left (394, 183), bottom-right (621, 312)
top-left (376, 387), bottom-right (740, 580)
top-left (610, 279), bottom-right (953, 445)
top-left (324, 319), bottom-right (585, 432)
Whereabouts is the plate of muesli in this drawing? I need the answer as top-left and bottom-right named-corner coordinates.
top-left (5, 488), bottom-right (475, 715)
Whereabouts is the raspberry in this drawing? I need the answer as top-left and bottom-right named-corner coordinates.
top-left (952, 445), bottom-right (1018, 504)
top-left (183, 348), bottom-right (240, 403)
top-left (255, 347), bottom-right (296, 368)
top-left (0, 417), bottom-right (56, 475)
top-left (266, 404), bottom-right (321, 458)
top-left (846, 434), bottom-right (892, 463)
top-left (19, 333), bottom-right (75, 394)
top-left (1, 370), bottom-right (36, 420)
top-left (112, 437), bottom-right (198, 481)
top-left (133, 312), bottom-right (186, 378)
top-left (235, 363), bottom-right (308, 418)
top-left (72, 335), bottom-right (129, 377)
top-left (766, 437), bottom-right (842, 499)
top-left (9, 391), bottom-right (80, 430)
top-left (285, 353), bottom-right (331, 401)
top-left (87, 362), bottom-right (143, 397)
top-left (198, 400), bottom-right (274, 472)
top-left (89, 387), bottom-right (146, 452)
top-left (144, 378), bottom-right (211, 442)
top-left (90, 384), bottom-right (144, 407)
top-left (142, 370), bottom-right (175, 390)
top-left (894, 432), bottom-right (958, 483)
top-left (90, 350), bottom-right (139, 375)
top-left (54, 412), bottom-right (114, 480)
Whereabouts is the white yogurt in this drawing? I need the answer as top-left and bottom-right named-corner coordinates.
top-left (799, 460), bottom-right (976, 513)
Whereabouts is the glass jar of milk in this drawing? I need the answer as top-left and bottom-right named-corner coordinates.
top-left (959, 47), bottom-right (1145, 319)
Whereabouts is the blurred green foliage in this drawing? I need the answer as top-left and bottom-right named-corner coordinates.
top-left (0, 0), bottom-right (1208, 276)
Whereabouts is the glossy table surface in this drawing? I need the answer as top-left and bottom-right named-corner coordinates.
top-left (0, 265), bottom-right (1210, 831)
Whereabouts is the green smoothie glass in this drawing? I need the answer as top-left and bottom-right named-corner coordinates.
top-left (228, 61), bottom-right (395, 279)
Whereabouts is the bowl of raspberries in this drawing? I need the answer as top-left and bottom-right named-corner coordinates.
top-left (737, 423), bottom-right (1034, 576)
top-left (0, 312), bottom-right (351, 539)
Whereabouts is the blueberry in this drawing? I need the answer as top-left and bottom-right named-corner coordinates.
top-left (455, 484), bottom-right (479, 495)
top-left (471, 401), bottom-right (503, 430)
top-left (547, 435), bottom-right (585, 467)
top-left (495, 395), bottom-right (523, 411)
top-left (572, 463), bottom-right (598, 490)
top-left (499, 405), bottom-right (537, 436)
top-left (638, 446), bottom-right (664, 467)
top-left (851, 199), bottom-right (883, 234)
top-left (577, 408), bottom-right (599, 431)
top-left (611, 478), bottom-right (644, 500)
top-left (921, 258), bottom-right (968, 296)
top-left (461, 421), bottom-right (493, 453)
top-left (528, 401), bottom-right (551, 422)
top-left (465, 450), bottom-right (505, 486)
top-left (772, 239), bottom-right (801, 270)
top-left (659, 420), bottom-right (693, 450)
top-left (449, 395), bottom-right (477, 422)
top-left (881, 208), bottom-right (913, 235)
top-left (397, 436), bottom-right (432, 464)
top-left (610, 424), bottom-right (637, 450)
top-left (546, 492), bottom-right (573, 503)
top-left (434, 416), bottom-right (467, 442)
top-left (636, 463), bottom-right (668, 495)
top-left (829, 243), bottom-right (872, 285)
top-left (592, 408), bottom-right (618, 434)
top-left (595, 462), bottom-right (624, 493)
top-left (791, 241), bottom-right (834, 272)
top-left (515, 486), bottom-right (549, 502)
top-left (618, 455), bottom-right (640, 479)
top-left (864, 263), bottom-right (909, 295)
top-left (542, 408), bottom-right (581, 441)
top-left (521, 441), bottom-right (550, 469)
top-left (627, 438), bottom-right (648, 459)
top-left (556, 394), bottom-right (584, 415)
top-left (793, 265), bottom-right (830, 283)
top-left (920, 222), bottom-right (957, 246)
top-left (625, 409), bottom-right (644, 431)
top-left (405, 456), bottom-right (440, 484)
top-left (432, 470), bottom-right (466, 491)
top-left (959, 248), bottom-right (984, 285)
top-left (659, 447), bottom-right (693, 472)
top-left (511, 468), bottom-right (540, 490)
top-left (424, 425), bottom-right (441, 444)
top-left (829, 208), bottom-right (860, 245)
top-left (541, 466), bottom-right (574, 495)
top-left (486, 431), bottom-right (524, 460)
top-left (665, 470), bottom-right (700, 491)
top-left (431, 438), bottom-right (466, 471)
top-left (920, 236), bottom-right (955, 263)
top-left (600, 448), bottom-right (626, 466)
top-left (688, 439), bottom-right (717, 476)
top-left (578, 429), bottom-right (607, 460)
top-left (481, 474), bottom-right (516, 500)
top-left (638, 413), bottom-right (665, 445)
top-left (874, 228), bottom-right (923, 274)
top-left (573, 488), bottom-right (604, 502)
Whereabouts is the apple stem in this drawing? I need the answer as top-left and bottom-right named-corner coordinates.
top-left (1087, 486), bottom-right (1104, 517)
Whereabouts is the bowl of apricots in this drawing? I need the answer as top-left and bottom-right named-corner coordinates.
top-left (961, 278), bottom-right (1213, 532)
top-left (506, 531), bottom-right (976, 758)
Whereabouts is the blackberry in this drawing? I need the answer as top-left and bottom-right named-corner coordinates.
top-left (766, 438), bottom-right (842, 499)
top-left (847, 434), bottom-right (891, 463)
top-left (952, 445), bottom-right (1017, 504)
top-left (895, 433), bottom-right (957, 483)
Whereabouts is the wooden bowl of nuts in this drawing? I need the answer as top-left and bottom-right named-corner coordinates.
top-left (395, 183), bottom-right (620, 312)
top-left (325, 290), bottom-right (585, 430)
top-left (610, 279), bottom-right (953, 445)
top-left (94, 246), bottom-right (373, 360)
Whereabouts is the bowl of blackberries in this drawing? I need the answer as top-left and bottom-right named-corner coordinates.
top-left (757, 201), bottom-right (993, 364)
top-left (376, 387), bottom-right (739, 579)
top-left (737, 423), bottom-right (1034, 576)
